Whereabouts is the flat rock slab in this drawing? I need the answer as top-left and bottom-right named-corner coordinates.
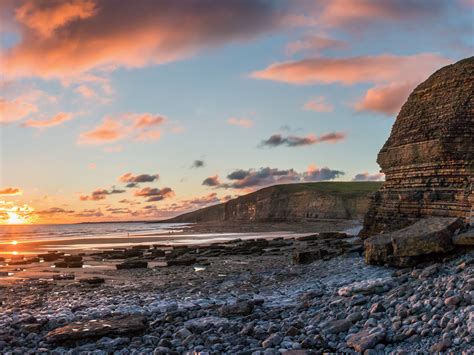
top-left (184, 316), bottom-right (230, 332)
top-left (338, 277), bottom-right (394, 297)
top-left (364, 217), bottom-right (464, 266)
top-left (453, 229), bottom-right (474, 246)
top-left (46, 314), bottom-right (147, 343)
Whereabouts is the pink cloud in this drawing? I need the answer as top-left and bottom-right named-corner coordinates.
top-left (303, 96), bottom-right (333, 112)
top-left (227, 117), bottom-right (254, 128)
top-left (78, 112), bottom-right (166, 145)
top-left (2, 0), bottom-right (282, 79)
top-left (24, 112), bottom-right (73, 128)
top-left (355, 82), bottom-right (415, 115)
top-left (0, 96), bottom-right (37, 123)
top-left (75, 84), bottom-right (97, 99)
top-left (251, 53), bottom-right (449, 85)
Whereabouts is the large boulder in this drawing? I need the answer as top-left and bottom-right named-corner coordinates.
top-left (360, 57), bottom-right (474, 238)
top-left (46, 314), bottom-right (147, 343)
top-left (365, 217), bottom-right (465, 266)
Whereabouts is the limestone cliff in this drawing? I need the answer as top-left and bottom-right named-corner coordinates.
top-left (360, 57), bottom-right (474, 238)
top-left (165, 182), bottom-right (382, 223)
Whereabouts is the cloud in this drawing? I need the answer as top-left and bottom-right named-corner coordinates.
top-left (286, 35), bottom-right (347, 55)
top-left (0, 187), bottom-right (23, 196)
top-left (352, 172), bottom-right (385, 181)
top-left (303, 164), bottom-right (345, 181)
top-left (354, 82), bottom-right (415, 115)
top-left (204, 166), bottom-right (344, 190)
top-left (202, 175), bottom-right (221, 187)
top-left (168, 192), bottom-right (222, 212)
top-left (133, 187), bottom-right (174, 202)
top-left (78, 113), bottom-right (166, 145)
top-left (227, 117), bottom-right (254, 128)
top-left (80, 187), bottom-right (125, 201)
top-left (252, 53), bottom-right (450, 115)
top-left (2, 0), bottom-right (283, 80)
top-left (251, 53), bottom-right (449, 85)
top-left (75, 84), bottom-right (98, 99)
top-left (36, 207), bottom-right (75, 216)
top-left (74, 208), bottom-right (104, 218)
top-left (260, 132), bottom-right (345, 147)
top-left (119, 172), bottom-right (159, 188)
top-left (23, 112), bottom-right (73, 128)
top-left (191, 160), bottom-right (205, 169)
top-left (0, 95), bottom-right (38, 123)
top-left (303, 96), bottom-right (333, 112)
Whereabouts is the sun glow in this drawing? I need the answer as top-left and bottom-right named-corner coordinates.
top-left (6, 212), bottom-right (28, 225)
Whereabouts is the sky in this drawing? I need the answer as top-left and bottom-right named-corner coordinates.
top-left (0, 0), bottom-right (472, 224)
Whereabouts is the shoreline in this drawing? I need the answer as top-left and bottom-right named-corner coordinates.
top-left (0, 230), bottom-right (472, 353)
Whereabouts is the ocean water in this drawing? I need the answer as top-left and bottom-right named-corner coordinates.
top-left (0, 222), bottom-right (187, 244)
top-left (0, 222), bottom-right (315, 254)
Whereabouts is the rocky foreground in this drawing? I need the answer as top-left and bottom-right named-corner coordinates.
top-left (0, 234), bottom-right (473, 354)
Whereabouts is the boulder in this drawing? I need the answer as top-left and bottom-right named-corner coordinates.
top-left (346, 328), bottom-right (385, 352)
top-left (46, 314), bottom-right (147, 343)
top-left (219, 300), bottom-right (254, 317)
top-left (453, 229), bottom-right (474, 246)
top-left (116, 260), bottom-right (148, 270)
top-left (364, 217), bottom-right (465, 266)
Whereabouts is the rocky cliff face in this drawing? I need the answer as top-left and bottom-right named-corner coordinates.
top-left (166, 182), bottom-right (382, 223)
top-left (360, 57), bottom-right (474, 238)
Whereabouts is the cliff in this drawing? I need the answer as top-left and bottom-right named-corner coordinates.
top-left (360, 57), bottom-right (474, 238)
top-left (165, 182), bottom-right (382, 223)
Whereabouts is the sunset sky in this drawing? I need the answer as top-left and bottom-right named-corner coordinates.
top-left (0, 0), bottom-right (473, 224)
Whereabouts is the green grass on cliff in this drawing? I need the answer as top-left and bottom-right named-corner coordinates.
top-left (262, 181), bottom-right (383, 197)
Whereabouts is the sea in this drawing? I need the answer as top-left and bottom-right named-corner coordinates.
top-left (0, 222), bottom-right (319, 255)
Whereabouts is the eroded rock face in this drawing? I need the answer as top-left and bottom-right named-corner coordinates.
top-left (360, 57), bottom-right (474, 238)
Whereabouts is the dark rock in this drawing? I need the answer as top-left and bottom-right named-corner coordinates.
top-left (324, 319), bottom-right (351, 334)
top-left (63, 255), bottom-right (82, 262)
top-left (45, 314), bottom-right (147, 343)
top-left (116, 260), bottom-right (148, 270)
top-left (79, 277), bottom-right (105, 285)
top-left (52, 273), bottom-right (75, 281)
top-left (346, 329), bottom-right (385, 352)
top-left (219, 300), bottom-right (254, 317)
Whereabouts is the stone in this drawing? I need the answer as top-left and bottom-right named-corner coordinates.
top-left (360, 57), bottom-right (474, 237)
top-left (468, 312), bottom-right (474, 335)
top-left (444, 295), bottom-right (461, 306)
top-left (430, 338), bottom-right (452, 352)
top-left (79, 277), bottom-right (105, 285)
top-left (262, 333), bottom-right (282, 348)
top-left (63, 255), bottom-right (82, 262)
top-left (116, 260), bottom-right (148, 270)
top-left (369, 303), bottom-right (385, 314)
top-left (292, 250), bottom-right (323, 264)
top-left (219, 300), bottom-right (254, 317)
top-left (45, 314), bottom-right (147, 343)
top-left (452, 229), bottom-right (474, 245)
top-left (324, 319), bottom-right (351, 334)
top-left (184, 317), bottom-right (229, 332)
top-left (338, 278), bottom-right (394, 297)
top-left (52, 273), bottom-right (75, 281)
top-left (364, 217), bottom-right (465, 266)
top-left (346, 329), bottom-right (385, 352)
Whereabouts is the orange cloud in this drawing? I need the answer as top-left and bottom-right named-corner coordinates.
top-left (78, 113), bottom-right (167, 145)
top-left (2, 0), bottom-right (282, 79)
top-left (0, 187), bottom-right (23, 196)
top-left (252, 53), bottom-right (449, 85)
top-left (227, 117), bottom-right (254, 128)
top-left (15, 0), bottom-right (97, 38)
top-left (78, 117), bottom-right (126, 144)
top-left (75, 84), bottom-right (97, 99)
top-left (24, 112), bottom-right (73, 128)
top-left (0, 96), bottom-right (37, 123)
top-left (355, 82), bottom-right (415, 115)
top-left (303, 96), bottom-right (333, 112)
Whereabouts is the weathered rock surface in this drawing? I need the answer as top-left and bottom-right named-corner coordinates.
top-left (365, 217), bottom-right (465, 266)
top-left (45, 314), bottom-right (147, 343)
top-left (360, 57), bottom-right (474, 237)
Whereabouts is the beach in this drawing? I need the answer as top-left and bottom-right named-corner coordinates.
top-left (0, 226), bottom-right (472, 354)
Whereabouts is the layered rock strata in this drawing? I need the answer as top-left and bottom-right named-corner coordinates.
top-left (360, 57), bottom-right (474, 237)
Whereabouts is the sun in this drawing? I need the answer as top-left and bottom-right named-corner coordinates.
top-left (6, 212), bottom-right (27, 225)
